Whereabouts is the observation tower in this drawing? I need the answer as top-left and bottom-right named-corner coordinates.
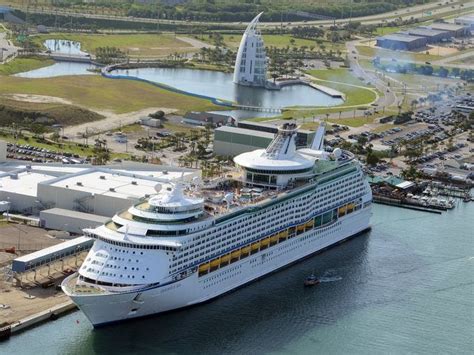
top-left (233, 12), bottom-right (267, 87)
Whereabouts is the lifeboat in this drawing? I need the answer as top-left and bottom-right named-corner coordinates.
top-left (251, 242), bottom-right (260, 254)
top-left (260, 238), bottom-right (270, 246)
top-left (199, 263), bottom-right (210, 272)
top-left (278, 231), bottom-right (287, 241)
top-left (210, 258), bottom-right (220, 270)
top-left (338, 206), bottom-right (347, 217)
top-left (231, 250), bottom-right (241, 261)
top-left (220, 254), bottom-right (231, 266)
top-left (199, 263), bottom-right (210, 276)
top-left (270, 235), bottom-right (279, 245)
top-left (241, 246), bottom-right (250, 257)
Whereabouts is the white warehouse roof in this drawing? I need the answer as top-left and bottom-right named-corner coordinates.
top-left (46, 170), bottom-right (162, 199)
top-left (0, 171), bottom-right (56, 196)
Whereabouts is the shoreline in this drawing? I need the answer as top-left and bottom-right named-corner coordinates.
top-left (1, 300), bottom-right (77, 341)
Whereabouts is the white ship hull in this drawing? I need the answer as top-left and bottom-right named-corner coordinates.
top-left (67, 206), bottom-right (371, 327)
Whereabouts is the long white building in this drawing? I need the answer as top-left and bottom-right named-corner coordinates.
top-left (233, 12), bottom-right (267, 87)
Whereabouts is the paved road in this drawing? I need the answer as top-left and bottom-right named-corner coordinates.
top-left (6, 0), bottom-right (471, 29)
top-left (432, 49), bottom-right (474, 68)
top-left (346, 39), bottom-right (398, 109)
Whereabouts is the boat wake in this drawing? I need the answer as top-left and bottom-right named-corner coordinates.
top-left (319, 270), bottom-right (343, 282)
top-left (319, 276), bottom-right (343, 283)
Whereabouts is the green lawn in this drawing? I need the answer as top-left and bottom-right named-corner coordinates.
top-left (31, 33), bottom-right (195, 57)
top-left (250, 68), bottom-right (379, 124)
top-left (0, 75), bottom-right (219, 114)
top-left (374, 26), bottom-right (403, 36)
top-left (356, 45), bottom-right (440, 62)
top-left (0, 57), bottom-right (54, 75)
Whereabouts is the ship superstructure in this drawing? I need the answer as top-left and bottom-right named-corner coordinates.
top-left (63, 123), bottom-right (372, 326)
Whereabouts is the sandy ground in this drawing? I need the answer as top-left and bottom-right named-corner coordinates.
top-left (424, 45), bottom-right (459, 56)
top-left (0, 94), bottom-right (177, 136)
top-left (0, 224), bottom-right (61, 253)
top-left (176, 36), bottom-right (215, 49)
top-left (64, 107), bottom-right (177, 137)
top-left (1, 93), bottom-right (73, 105)
top-left (0, 254), bottom-right (85, 325)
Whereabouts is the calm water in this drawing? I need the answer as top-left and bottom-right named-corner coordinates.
top-left (43, 40), bottom-right (89, 56)
top-left (109, 67), bottom-right (343, 108)
top-left (15, 63), bottom-right (342, 108)
top-left (1, 203), bottom-right (472, 354)
top-left (14, 62), bottom-right (96, 78)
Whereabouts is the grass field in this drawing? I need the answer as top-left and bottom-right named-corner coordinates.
top-left (0, 97), bottom-right (104, 126)
top-left (31, 33), bottom-right (195, 57)
top-left (0, 57), bottom-right (54, 75)
top-left (0, 75), bottom-right (219, 114)
top-left (356, 45), bottom-right (440, 62)
top-left (307, 68), bottom-right (378, 107)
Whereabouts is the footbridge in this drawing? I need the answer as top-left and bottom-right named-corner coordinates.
top-left (39, 52), bottom-right (94, 63)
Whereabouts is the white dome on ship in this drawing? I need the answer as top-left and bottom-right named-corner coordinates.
top-left (234, 123), bottom-right (313, 172)
top-left (149, 183), bottom-right (203, 210)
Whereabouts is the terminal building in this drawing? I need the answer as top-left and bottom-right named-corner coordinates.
top-left (233, 12), bottom-right (268, 87)
top-left (376, 33), bottom-right (427, 50)
top-left (407, 27), bottom-right (451, 43)
top-left (428, 22), bottom-right (470, 37)
top-left (0, 163), bottom-right (200, 234)
top-left (214, 126), bottom-right (274, 156)
top-left (455, 15), bottom-right (474, 30)
top-left (183, 111), bottom-right (234, 127)
top-left (214, 123), bottom-right (315, 157)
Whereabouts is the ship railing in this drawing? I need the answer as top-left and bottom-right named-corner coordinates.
top-left (62, 273), bottom-right (107, 295)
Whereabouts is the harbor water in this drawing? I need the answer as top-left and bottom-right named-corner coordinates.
top-left (1, 202), bottom-right (472, 354)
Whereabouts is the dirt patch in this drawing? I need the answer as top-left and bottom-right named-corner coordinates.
top-left (1, 94), bottom-right (72, 105)
top-left (425, 45), bottom-right (459, 56)
top-left (0, 225), bottom-right (61, 252)
top-left (64, 107), bottom-right (178, 136)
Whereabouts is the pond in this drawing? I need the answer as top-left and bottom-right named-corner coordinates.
top-left (15, 51), bottom-right (344, 110)
top-left (43, 39), bottom-right (89, 56)
top-left (109, 67), bottom-right (344, 108)
top-left (14, 62), bottom-right (97, 78)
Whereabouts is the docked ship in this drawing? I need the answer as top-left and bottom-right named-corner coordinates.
top-left (62, 123), bottom-right (372, 327)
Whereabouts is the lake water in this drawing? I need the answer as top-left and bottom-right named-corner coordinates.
top-left (1, 202), bottom-right (472, 354)
top-left (14, 62), bottom-right (96, 78)
top-left (43, 40), bottom-right (89, 56)
top-left (15, 59), bottom-right (343, 109)
top-left (109, 67), bottom-right (343, 108)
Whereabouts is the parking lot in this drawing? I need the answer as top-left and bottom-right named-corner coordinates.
top-left (6, 143), bottom-right (87, 164)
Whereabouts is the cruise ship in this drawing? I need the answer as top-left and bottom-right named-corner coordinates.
top-left (62, 123), bottom-right (372, 327)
